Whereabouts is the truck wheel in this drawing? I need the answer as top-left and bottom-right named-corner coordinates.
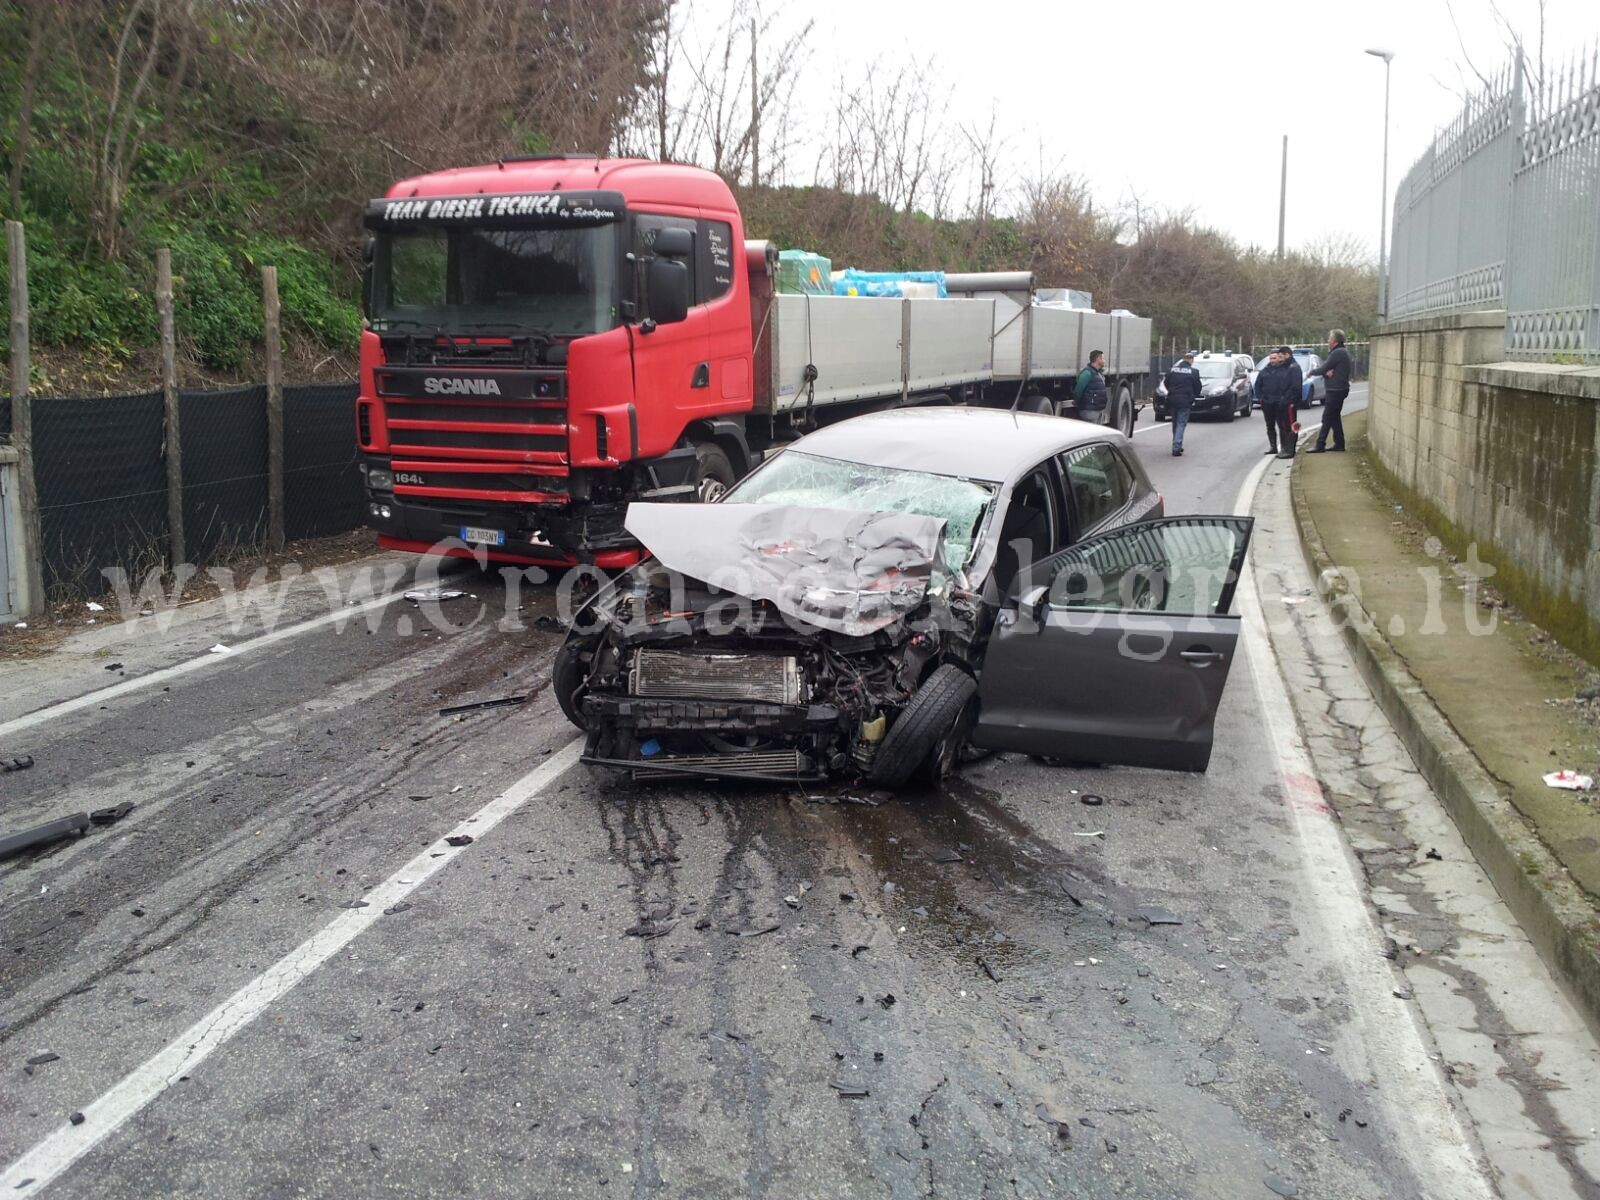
top-left (1117, 385), bottom-right (1135, 436)
top-left (868, 664), bottom-right (979, 789)
top-left (553, 639), bottom-right (590, 731)
top-left (693, 441), bottom-right (736, 502)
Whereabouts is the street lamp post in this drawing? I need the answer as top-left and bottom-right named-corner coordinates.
top-left (1367, 48), bottom-right (1395, 321)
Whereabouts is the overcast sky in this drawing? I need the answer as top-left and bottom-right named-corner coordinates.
top-left (683, 0), bottom-right (1600, 260)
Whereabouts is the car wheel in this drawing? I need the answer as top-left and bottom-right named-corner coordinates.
top-left (868, 664), bottom-right (979, 789)
top-left (693, 441), bottom-right (736, 502)
top-left (1154, 410), bottom-right (1168, 423)
top-left (1222, 399), bottom-right (1237, 422)
top-left (552, 639), bottom-right (590, 731)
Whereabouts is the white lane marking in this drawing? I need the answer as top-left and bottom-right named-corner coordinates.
top-left (0, 590), bottom-right (408, 740)
top-left (0, 738), bottom-right (585, 1197)
top-left (1230, 459), bottom-right (1495, 1197)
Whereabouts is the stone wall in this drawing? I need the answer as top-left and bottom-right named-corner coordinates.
top-left (1368, 311), bottom-right (1600, 664)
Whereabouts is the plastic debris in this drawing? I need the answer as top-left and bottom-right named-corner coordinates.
top-left (1, 814), bottom-right (91, 861)
top-left (3, 755), bottom-right (36, 773)
top-left (444, 834), bottom-right (474, 847)
top-left (1424, 848), bottom-right (1443, 861)
top-left (104, 662), bottom-right (124, 671)
top-left (1072, 831), bottom-right (1106, 839)
top-left (89, 802), bottom-right (135, 826)
top-left (977, 957), bottom-right (1001, 983)
top-left (26, 1052), bottom-right (60, 1067)
top-left (725, 923), bottom-right (780, 938)
top-left (438, 695), bottom-right (526, 717)
top-left (626, 919), bottom-right (677, 939)
top-left (208, 644), bottom-right (230, 655)
top-left (403, 588), bottom-right (467, 602)
top-left (85, 602), bottom-right (104, 612)
top-left (830, 1080), bottom-right (870, 1099)
top-left (1080, 794), bottom-right (1104, 807)
top-left (1543, 770), bottom-right (1593, 791)
top-left (928, 848), bottom-right (964, 864)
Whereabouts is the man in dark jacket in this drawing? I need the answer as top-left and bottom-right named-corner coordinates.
top-left (1255, 346), bottom-right (1303, 460)
top-left (1074, 350), bottom-right (1109, 424)
top-left (1307, 329), bottom-right (1352, 452)
top-left (1161, 351), bottom-right (1202, 456)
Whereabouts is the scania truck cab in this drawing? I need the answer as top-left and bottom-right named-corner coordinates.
top-left (359, 155), bottom-right (754, 569)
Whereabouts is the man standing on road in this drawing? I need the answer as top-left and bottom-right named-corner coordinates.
top-left (1074, 350), bottom-right (1108, 424)
top-left (1161, 350), bottom-right (1201, 456)
top-left (1255, 345), bottom-right (1303, 460)
top-left (1306, 329), bottom-right (1352, 453)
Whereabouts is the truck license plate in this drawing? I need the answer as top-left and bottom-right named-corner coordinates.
top-left (460, 526), bottom-right (506, 546)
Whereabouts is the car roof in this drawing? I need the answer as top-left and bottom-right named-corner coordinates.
top-left (784, 407), bottom-right (1127, 484)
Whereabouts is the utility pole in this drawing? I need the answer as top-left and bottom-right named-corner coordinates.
top-left (1366, 49), bottom-right (1396, 320)
top-left (1277, 135), bottom-right (1288, 259)
top-left (750, 19), bottom-right (760, 188)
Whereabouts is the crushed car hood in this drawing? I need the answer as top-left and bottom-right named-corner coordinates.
top-left (624, 503), bottom-right (947, 637)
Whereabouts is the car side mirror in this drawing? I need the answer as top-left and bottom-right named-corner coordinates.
top-left (646, 257), bottom-right (690, 326)
top-left (1016, 584), bottom-right (1050, 626)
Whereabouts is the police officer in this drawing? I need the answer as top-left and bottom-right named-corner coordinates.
top-left (1306, 329), bottom-right (1352, 452)
top-left (1074, 350), bottom-right (1109, 424)
top-left (1161, 351), bottom-right (1202, 456)
top-left (1255, 345), bottom-right (1303, 460)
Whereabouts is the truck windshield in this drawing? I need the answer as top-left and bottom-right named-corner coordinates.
top-left (725, 450), bottom-right (996, 571)
top-left (370, 225), bottom-right (619, 337)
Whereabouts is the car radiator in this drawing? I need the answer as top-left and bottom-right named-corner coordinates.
top-left (630, 649), bottom-right (804, 705)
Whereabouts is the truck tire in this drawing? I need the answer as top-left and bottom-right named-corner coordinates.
top-left (1116, 384), bottom-right (1135, 437)
top-left (553, 639), bottom-right (590, 731)
top-left (868, 664), bottom-right (979, 789)
top-left (693, 441), bottom-right (736, 502)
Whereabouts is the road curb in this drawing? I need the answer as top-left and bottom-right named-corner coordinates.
top-left (1288, 460), bottom-right (1600, 1041)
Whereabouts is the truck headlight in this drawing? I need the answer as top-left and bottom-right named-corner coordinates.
top-left (367, 468), bottom-right (394, 491)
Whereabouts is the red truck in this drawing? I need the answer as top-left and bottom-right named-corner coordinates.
top-left (357, 155), bottom-right (1150, 569)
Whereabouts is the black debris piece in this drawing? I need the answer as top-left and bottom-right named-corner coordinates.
top-left (928, 848), bottom-right (964, 864)
top-left (724, 923), bottom-right (780, 938)
top-left (1034, 1103), bottom-right (1072, 1140)
top-left (3, 755), bottom-right (36, 773)
top-left (1338, 1107), bottom-right (1352, 1123)
top-left (69, 1112), bottom-right (85, 1125)
top-left (611, 993), bottom-right (631, 1005)
top-left (131, 908), bottom-right (145, 917)
top-left (26, 1052), bottom-right (60, 1067)
top-left (1080, 793), bottom-right (1105, 806)
top-left (89, 802), bottom-right (135, 826)
top-left (340, 900), bottom-right (371, 910)
top-left (104, 662), bottom-right (124, 671)
top-left (694, 918), bottom-right (712, 931)
top-left (1061, 886), bottom-right (1084, 908)
top-left (445, 834), bottom-right (475, 847)
top-left (830, 1081), bottom-right (870, 1099)
top-left (383, 903), bottom-right (414, 916)
top-left (850, 944), bottom-right (869, 959)
top-left (977, 957), bottom-right (1002, 983)
top-left (534, 615), bottom-right (565, 635)
top-left (839, 892), bottom-right (855, 903)
top-left (809, 1014), bottom-right (832, 1025)
top-left (1132, 906), bottom-right (1183, 927)
top-left (873, 1051), bottom-right (884, 1063)
top-left (439, 695), bottom-right (527, 718)
top-left (0, 814), bottom-right (91, 861)
top-left (625, 920), bottom-right (677, 940)
top-left (875, 993), bottom-right (896, 1010)
top-left (1379, 937), bottom-right (1400, 961)
top-left (1424, 848), bottom-right (1443, 862)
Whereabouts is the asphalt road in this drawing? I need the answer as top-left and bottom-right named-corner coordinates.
top-left (0, 384), bottom-right (1591, 1198)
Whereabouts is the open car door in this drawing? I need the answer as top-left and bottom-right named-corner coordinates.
top-left (973, 516), bottom-right (1253, 772)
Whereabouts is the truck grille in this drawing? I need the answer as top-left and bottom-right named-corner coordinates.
top-left (630, 650), bottom-right (804, 705)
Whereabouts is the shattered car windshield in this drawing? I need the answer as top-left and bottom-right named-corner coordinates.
top-left (725, 450), bottom-right (995, 570)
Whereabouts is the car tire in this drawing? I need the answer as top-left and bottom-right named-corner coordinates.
top-left (1154, 410), bottom-right (1168, 423)
top-left (553, 639), bottom-right (590, 731)
top-left (692, 441), bottom-right (736, 501)
top-left (868, 664), bottom-right (979, 789)
top-left (1222, 400), bottom-right (1237, 422)
top-left (1116, 384), bottom-right (1135, 437)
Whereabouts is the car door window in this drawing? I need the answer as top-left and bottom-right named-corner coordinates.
top-left (992, 466), bottom-right (1059, 592)
top-left (1061, 443), bottom-right (1130, 534)
top-left (1039, 516), bottom-right (1252, 616)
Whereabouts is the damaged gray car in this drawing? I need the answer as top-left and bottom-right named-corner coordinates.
top-left (554, 407), bottom-right (1254, 787)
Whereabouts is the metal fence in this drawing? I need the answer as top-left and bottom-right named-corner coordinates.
top-left (1389, 47), bottom-right (1600, 362)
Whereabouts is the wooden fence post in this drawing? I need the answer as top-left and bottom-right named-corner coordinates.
top-left (262, 265), bottom-right (284, 553)
top-left (6, 220), bottom-right (45, 616)
top-left (157, 248), bottom-right (185, 571)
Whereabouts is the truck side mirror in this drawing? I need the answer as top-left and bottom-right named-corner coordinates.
top-left (647, 256), bottom-right (690, 326)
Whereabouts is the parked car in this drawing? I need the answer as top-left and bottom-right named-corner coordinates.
top-left (1153, 352), bottom-right (1253, 422)
top-left (555, 407), bottom-right (1255, 788)
top-left (1254, 351), bottom-right (1325, 408)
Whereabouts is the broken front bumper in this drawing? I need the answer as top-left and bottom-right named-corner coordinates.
top-left (580, 695), bottom-right (843, 782)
